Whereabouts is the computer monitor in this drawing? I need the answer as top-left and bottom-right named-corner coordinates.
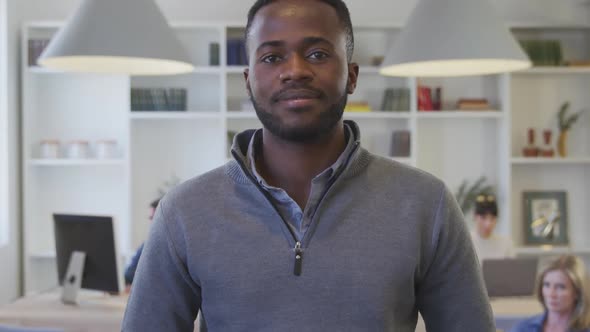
top-left (482, 258), bottom-right (539, 298)
top-left (53, 213), bottom-right (124, 304)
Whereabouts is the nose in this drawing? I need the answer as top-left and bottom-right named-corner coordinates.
top-left (279, 54), bottom-right (313, 83)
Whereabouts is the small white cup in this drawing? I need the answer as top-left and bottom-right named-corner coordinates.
top-left (66, 140), bottom-right (89, 159)
top-left (40, 139), bottom-right (60, 158)
top-left (96, 140), bottom-right (117, 159)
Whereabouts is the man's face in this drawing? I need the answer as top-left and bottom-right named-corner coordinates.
top-left (244, 0), bottom-right (358, 143)
top-left (475, 213), bottom-right (497, 239)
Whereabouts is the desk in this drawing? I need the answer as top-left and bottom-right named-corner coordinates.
top-left (2, 291), bottom-right (541, 332)
top-left (0, 290), bottom-right (202, 332)
top-left (0, 290), bottom-right (127, 332)
top-left (491, 297), bottom-right (544, 331)
top-left (415, 297), bottom-right (543, 332)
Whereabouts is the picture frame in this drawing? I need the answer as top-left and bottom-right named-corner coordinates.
top-left (523, 191), bottom-right (568, 245)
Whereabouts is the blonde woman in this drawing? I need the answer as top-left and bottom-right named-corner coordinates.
top-left (510, 255), bottom-right (590, 332)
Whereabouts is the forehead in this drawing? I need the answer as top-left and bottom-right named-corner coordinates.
top-left (249, 0), bottom-right (345, 47)
top-left (544, 270), bottom-right (571, 284)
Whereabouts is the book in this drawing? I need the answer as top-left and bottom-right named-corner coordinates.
top-left (131, 88), bottom-right (187, 111)
top-left (380, 88), bottom-right (410, 112)
top-left (390, 130), bottom-right (411, 157)
top-left (344, 101), bottom-right (371, 112)
top-left (456, 98), bottom-right (490, 110)
top-left (417, 86), bottom-right (433, 111)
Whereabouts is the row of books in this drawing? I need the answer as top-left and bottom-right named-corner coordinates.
top-left (130, 88), bottom-right (187, 111)
top-left (381, 88), bottom-right (410, 112)
top-left (519, 40), bottom-right (562, 66)
top-left (417, 86), bottom-right (442, 111)
top-left (227, 38), bottom-right (248, 66)
top-left (28, 39), bottom-right (51, 66)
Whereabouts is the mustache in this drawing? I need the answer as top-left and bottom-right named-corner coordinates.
top-left (271, 84), bottom-right (325, 103)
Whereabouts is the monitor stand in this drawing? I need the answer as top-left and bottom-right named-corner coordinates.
top-left (61, 250), bottom-right (86, 305)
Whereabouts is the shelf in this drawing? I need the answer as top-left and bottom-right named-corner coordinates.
top-left (192, 66), bottom-right (222, 74)
top-left (29, 251), bottom-right (56, 259)
top-left (225, 66), bottom-right (248, 74)
top-left (29, 250), bottom-right (135, 259)
top-left (226, 112), bottom-right (257, 119)
top-left (515, 246), bottom-right (590, 255)
top-left (28, 159), bottom-right (126, 166)
top-left (509, 23), bottom-right (590, 30)
top-left (27, 66), bottom-right (69, 74)
top-left (358, 66), bottom-right (382, 74)
top-left (343, 111), bottom-right (411, 119)
top-left (130, 111), bottom-right (222, 120)
top-left (515, 67), bottom-right (590, 75)
top-left (416, 111), bottom-right (502, 119)
top-left (511, 157), bottom-right (590, 165)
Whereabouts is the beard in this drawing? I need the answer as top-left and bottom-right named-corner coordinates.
top-left (250, 86), bottom-right (348, 144)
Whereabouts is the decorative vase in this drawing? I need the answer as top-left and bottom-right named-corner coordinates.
top-left (557, 130), bottom-right (568, 157)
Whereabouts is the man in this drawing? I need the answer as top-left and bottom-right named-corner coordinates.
top-left (122, 0), bottom-right (494, 331)
top-left (123, 198), bottom-right (160, 292)
top-left (470, 194), bottom-right (514, 261)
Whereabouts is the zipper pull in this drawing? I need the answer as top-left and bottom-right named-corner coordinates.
top-left (293, 242), bottom-right (303, 276)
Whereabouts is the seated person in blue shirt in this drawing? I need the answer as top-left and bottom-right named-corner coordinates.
top-left (124, 198), bottom-right (160, 292)
top-left (510, 255), bottom-right (590, 332)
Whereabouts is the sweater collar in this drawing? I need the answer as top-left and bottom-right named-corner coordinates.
top-left (227, 120), bottom-right (371, 184)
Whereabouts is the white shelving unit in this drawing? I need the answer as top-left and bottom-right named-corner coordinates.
top-left (508, 25), bottom-right (590, 255)
top-left (21, 21), bottom-right (590, 293)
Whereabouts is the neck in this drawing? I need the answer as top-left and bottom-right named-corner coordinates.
top-left (256, 121), bottom-right (347, 208)
top-left (545, 311), bottom-right (571, 330)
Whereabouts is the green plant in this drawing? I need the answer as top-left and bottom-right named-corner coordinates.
top-left (557, 102), bottom-right (582, 132)
top-left (455, 176), bottom-right (494, 215)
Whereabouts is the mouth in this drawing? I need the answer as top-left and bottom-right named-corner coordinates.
top-left (272, 89), bottom-right (323, 110)
top-left (274, 89), bottom-right (322, 102)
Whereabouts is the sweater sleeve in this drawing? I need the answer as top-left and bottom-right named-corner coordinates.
top-left (416, 184), bottom-right (495, 331)
top-left (122, 197), bottom-right (201, 332)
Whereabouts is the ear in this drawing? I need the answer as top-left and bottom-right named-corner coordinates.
top-left (346, 63), bottom-right (359, 94)
top-left (244, 68), bottom-right (252, 97)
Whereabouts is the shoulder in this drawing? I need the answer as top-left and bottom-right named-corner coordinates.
top-left (509, 313), bottom-right (544, 332)
top-left (359, 151), bottom-right (447, 197)
top-left (162, 163), bottom-right (233, 207)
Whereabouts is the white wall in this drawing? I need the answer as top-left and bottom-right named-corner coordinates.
top-left (0, 0), bottom-right (21, 304)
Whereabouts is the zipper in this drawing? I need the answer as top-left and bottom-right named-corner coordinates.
top-left (293, 242), bottom-right (303, 276)
top-left (230, 140), bottom-right (360, 277)
top-left (231, 149), bottom-right (302, 276)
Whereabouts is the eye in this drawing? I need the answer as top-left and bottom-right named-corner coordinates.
top-left (261, 54), bottom-right (282, 64)
top-left (308, 51), bottom-right (329, 60)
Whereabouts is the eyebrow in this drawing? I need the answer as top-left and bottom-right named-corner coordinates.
top-left (256, 36), bottom-right (335, 53)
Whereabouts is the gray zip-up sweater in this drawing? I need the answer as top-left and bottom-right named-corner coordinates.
top-left (122, 123), bottom-right (494, 332)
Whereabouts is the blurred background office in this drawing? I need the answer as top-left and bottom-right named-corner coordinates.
top-left (1, 0), bottom-right (590, 331)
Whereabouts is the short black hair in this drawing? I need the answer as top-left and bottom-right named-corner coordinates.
top-left (474, 195), bottom-right (498, 217)
top-left (150, 198), bottom-right (161, 209)
top-left (245, 0), bottom-right (354, 62)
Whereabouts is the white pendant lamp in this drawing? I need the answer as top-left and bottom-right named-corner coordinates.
top-left (380, 0), bottom-right (531, 77)
top-left (38, 0), bottom-right (194, 75)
